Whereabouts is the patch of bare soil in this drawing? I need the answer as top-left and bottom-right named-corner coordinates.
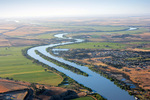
top-left (0, 78), bottom-right (87, 100)
top-left (122, 67), bottom-right (150, 90)
top-left (0, 26), bottom-right (17, 30)
top-left (0, 37), bottom-right (44, 47)
top-left (3, 26), bottom-right (63, 37)
top-left (126, 48), bottom-right (150, 52)
top-left (139, 32), bottom-right (150, 40)
top-left (0, 30), bottom-right (8, 33)
top-left (8, 38), bottom-right (42, 46)
top-left (0, 36), bottom-right (10, 46)
top-left (0, 90), bottom-right (28, 100)
top-left (0, 79), bottom-right (29, 93)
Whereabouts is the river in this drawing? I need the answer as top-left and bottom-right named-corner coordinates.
top-left (27, 28), bottom-right (137, 100)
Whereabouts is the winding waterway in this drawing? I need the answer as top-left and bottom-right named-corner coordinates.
top-left (27, 28), bottom-right (137, 100)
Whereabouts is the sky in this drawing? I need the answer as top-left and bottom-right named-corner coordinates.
top-left (0, 0), bottom-right (150, 18)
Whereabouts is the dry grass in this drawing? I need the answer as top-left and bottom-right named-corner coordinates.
top-left (0, 85), bottom-right (9, 93)
top-left (0, 26), bottom-right (16, 30)
top-left (70, 55), bottom-right (150, 90)
top-left (139, 32), bottom-right (150, 40)
top-left (0, 38), bottom-right (42, 47)
top-left (0, 79), bottom-right (28, 93)
top-left (0, 36), bottom-right (10, 46)
top-left (9, 39), bottom-right (41, 46)
top-left (127, 48), bottom-right (150, 52)
top-left (96, 17), bottom-right (150, 26)
top-left (3, 26), bottom-right (63, 37)
top-left (87, 38), bottom-right (105, 42)
top-left (122, 67), bottom-right (150, 90)
top-left (0, 30), bottom-right (8, 33)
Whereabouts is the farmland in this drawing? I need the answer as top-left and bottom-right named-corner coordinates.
top-left (56, 42), bottom-right (127, 49)
top-left (0, 46), bottom-right (62, 86)
top-left (0, 16), bottom-right (150, 99)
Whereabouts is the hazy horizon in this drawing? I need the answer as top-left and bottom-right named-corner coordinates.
top-left (1, 0), bottom-right (150, 18)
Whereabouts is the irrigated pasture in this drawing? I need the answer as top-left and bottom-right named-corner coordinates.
top-left (72, 96), bottom-right (94, 100)
top-left (56, 42), bottom-right (127, 49)
top-left (0, 47), bottom-right (62, 86)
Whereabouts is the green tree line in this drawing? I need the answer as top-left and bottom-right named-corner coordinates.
top-left (35, 50), bottom-right (88, 76)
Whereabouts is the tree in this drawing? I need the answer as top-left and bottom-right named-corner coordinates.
top-left (44, 69), bottom-right (47, 71)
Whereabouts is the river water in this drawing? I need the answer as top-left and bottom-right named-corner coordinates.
top-left (28, 28), bottom-right (137, 100)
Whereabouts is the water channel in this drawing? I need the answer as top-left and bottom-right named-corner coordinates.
top-left (27, 28), bottom-right (137, 100)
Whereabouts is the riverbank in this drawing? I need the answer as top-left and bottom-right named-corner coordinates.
top-left (51, 48), bottom-right (150, 100)
top-left (35, 50), bottom-right (88, 76)
top-left (27, 32), bottom-right (135, 100)
top-left (24, 46), bottom-right (106, 100)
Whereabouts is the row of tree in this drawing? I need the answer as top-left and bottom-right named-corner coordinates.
top-left (35, 50), bottom-right (88, 76)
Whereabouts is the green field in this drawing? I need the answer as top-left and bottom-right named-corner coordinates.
top-left (27, 25), bottom-right (131, 39)
top-left (67, 27), bottom-right (148, 40)
top-left (72, 96), bottom-right (94, 100)
top-left (63, 25), bottom-right (128, 31)
top-left (128, 41), bottom-right (150, 44)
top-left (56, 42), bottom-right (127, 49)
top-left (106, 27), bottom-right (148, 35)
top-left (34, 33), bottom-right (56, 39)
top-left (0, 47), bottom-right (62, 86)
top-left (41, 25), bottom-right (128, 31)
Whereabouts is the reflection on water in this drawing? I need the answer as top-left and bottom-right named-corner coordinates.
top-left (128, 27), bottom-right (137, 31)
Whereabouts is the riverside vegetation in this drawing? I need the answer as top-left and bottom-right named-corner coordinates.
top-left (52, 47), bottom-right (150, 99)
top-left (0, 17), bottom-right (150, 100)
top-left (34, 50), bottom-right (88, 76)
top-left (23, 47), bottom-right (106, 100)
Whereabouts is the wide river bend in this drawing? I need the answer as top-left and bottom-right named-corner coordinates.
top-left (28, 28), bottom-right (137, 100)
